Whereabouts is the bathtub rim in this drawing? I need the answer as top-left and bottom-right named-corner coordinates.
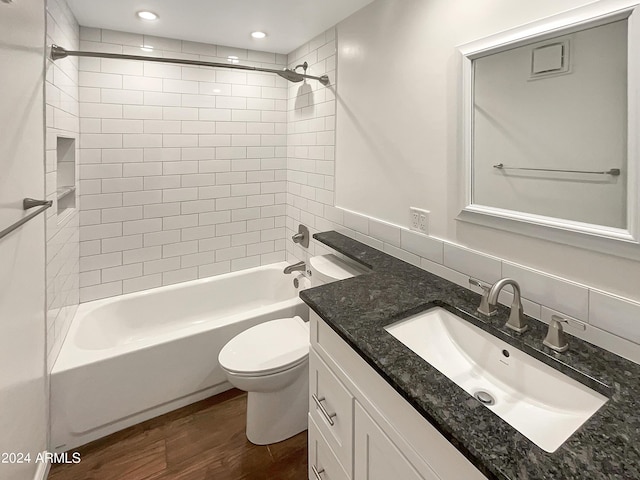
top-left (52, 261), bottom-right (305, 373)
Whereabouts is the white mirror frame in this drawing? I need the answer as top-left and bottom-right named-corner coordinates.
top-left (457, 0), bottom-right (640, 260)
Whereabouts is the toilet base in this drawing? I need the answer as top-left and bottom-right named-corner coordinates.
top-left (245, 363), bottom-right (309, 445)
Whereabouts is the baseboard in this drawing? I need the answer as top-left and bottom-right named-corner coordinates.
top-left (33, 458), bottom-right (50, 480)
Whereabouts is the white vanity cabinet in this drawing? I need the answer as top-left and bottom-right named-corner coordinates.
top-left (353, 402), bottom-right (434, 480)
top-left (308, 311), bottom-right (488, 480)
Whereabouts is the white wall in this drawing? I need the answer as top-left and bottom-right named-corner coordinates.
top-left (0, 0), bottom-right (48, 478)
top-left (473, 20), bottom-right (627, 228)
top-left (286, 0), bottom-right (640, 363)
top-left (76, 30), bottom-right (289, 302)
top-left (46, 0), bottom-right (81, 370)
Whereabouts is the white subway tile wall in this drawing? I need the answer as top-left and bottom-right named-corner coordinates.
top-left (589, 291), bottom-right (640, 345)
top-left (285, 29), bottom-right (337, 262)
top-left (443, 243), bottom-right (502, 284)
top-left (284, 31), bottom-right (639, 363)
top-left (77, 28), bottom-right (290, 302)
top-left (46, 0), bottom-right (80, 369)
top-left (502, 262), bottom-right (589, 321)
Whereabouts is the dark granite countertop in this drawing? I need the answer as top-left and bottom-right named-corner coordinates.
top-left (300, 231), bottom-right (640, 480)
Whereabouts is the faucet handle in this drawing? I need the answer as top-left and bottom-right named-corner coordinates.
top-left (552, 314), bottom-right (586, 331)
top-left (469, 278), bottom-right (488, 290)
top-left (469, 278), bottom-right (497, 317)
top-left (292, 224), bottom-right (309, 248)
top-left (543, 315), bottom-right (570, 352)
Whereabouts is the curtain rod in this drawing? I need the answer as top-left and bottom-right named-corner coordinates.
top-left (50, 45), bottom-right (329, 86)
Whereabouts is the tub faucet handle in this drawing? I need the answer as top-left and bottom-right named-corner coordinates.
top-left (292, 224), bottom-right (309, 248)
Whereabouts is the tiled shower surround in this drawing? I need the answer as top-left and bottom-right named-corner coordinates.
top-left (285, 30), bottom-right (337, 262)
top-left (46, 0), bottom-right (80, 367)
top-left (77, 28), bottom-right (289, 302)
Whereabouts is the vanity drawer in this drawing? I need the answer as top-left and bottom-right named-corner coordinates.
top-left (309, 414), bottom-right (351, 480)
top-left (309, 349), bottom-right (354, 476)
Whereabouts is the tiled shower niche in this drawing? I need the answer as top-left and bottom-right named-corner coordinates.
top-left (56, 136), bottom-right (76, 218)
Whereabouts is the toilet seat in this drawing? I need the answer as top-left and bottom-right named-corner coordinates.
top-left (219, 316), bottom-right (309, 377)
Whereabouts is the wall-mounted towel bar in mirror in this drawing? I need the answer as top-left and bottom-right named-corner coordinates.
top-left (493, 164), bottom-right (621, 176)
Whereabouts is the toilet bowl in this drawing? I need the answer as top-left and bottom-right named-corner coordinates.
top-left (218, 254), bottom-right (366, 445)
top-left (219, 316), bottom-right (309, 444)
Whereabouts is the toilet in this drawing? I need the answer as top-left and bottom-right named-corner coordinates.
top-left (218, 254), bottom-right (365, 445)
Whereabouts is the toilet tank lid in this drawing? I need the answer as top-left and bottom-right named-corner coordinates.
top-left (309, 254), bottom-right (367, 282)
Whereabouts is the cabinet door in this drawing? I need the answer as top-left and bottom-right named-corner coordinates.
top-left (354, 403), bottom-right (439, 480)
top-left (309, 349), bottom-right (354, 475)
top-left (309, 415), bottom-right (350, 480)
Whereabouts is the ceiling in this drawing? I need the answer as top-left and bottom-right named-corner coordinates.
top-left (66, 0), bottom-right (374, 54)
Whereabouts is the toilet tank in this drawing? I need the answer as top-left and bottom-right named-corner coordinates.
top-left (308, 254), bottom-right (367, 287)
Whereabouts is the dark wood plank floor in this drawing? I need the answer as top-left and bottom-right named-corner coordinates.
top-left (48, 389), bottom-right (308, 480)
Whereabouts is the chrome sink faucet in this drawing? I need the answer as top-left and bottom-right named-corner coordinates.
top-left (469, 277), bottom-right (528, 333)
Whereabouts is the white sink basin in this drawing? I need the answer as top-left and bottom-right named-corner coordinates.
top-left (384, 307), bottom-right (607, 452)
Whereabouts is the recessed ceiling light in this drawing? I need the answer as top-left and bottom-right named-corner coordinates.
top-left (140, 45), bottom-right (154, 52)
top-left (251, 31), bottom-right (267, 39)
top-left (227, 55), bottom-right (239, 64)
top-left (136, 11), bottom-right (158, 21)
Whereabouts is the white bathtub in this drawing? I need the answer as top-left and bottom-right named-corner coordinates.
top-left (51, 262), bottom-right (309, 452)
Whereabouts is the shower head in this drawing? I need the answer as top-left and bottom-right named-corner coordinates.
top-left (277, 68), bottom-right (305, 83)
top-left (277, 63), bottom-right (330, 85)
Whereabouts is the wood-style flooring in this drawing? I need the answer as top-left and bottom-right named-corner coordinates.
top-left (48, 389), bottom-right (308, 480)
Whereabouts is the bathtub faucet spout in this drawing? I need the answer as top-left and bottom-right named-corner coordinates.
top-left (283, 261), bottom-right (306, 274)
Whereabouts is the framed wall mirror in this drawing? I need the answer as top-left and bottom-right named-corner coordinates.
top-left (458, 0), bottom-right (640, 258)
